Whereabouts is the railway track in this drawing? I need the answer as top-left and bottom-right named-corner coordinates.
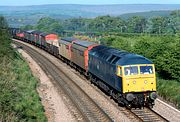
top-left (75, 72), bottom-right (169, 122)
top-left (14, 40), bottom-right (169, 122)
top-left (14, 41), bottom-right (112, 122)
top-left (130, 107), bottom-right (168, 122)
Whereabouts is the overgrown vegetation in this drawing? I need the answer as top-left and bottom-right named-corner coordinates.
top-left (0, 16), bottom-right (46, 121)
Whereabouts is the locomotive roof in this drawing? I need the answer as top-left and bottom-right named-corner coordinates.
top-left (31, 30), bottom-right (43, 35)
top-left (61, 37), bottom-right (78, 42)
top-left (40, 32), bottom-right (57, 36)
top-left (89, 45), bottom-right (153, 65)
top-left (74, 40), bottom-right (97, 48)
top-left (10, 28), bottom-right (20, 30)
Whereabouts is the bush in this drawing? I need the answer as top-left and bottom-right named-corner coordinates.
top-left (157, 78), bottom-right (180, 108)
top-left (133, 35), bottom-right (180, 81)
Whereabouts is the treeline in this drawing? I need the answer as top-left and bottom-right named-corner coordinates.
top-left (20, 10), bottom-right (180, 81)
top-left (22, 10), bottom-right (180, 35)
top-left (0, 16), bottom-right (46, 121)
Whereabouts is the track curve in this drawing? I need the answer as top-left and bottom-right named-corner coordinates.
top-left (14, 41), bottom-right (113, 122)
top-left (14, 40), bottom-right (169, 122)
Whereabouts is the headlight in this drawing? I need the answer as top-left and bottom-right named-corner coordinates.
top-left (144, 80), bottom-right (148, 84)
top-left (150, 92), bottom-right (157, 100)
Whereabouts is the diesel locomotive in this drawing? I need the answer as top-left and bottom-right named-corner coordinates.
top-left (10, 28), bottom-right (157, 108)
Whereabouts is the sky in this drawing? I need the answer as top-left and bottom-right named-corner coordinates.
top-left (0, 0), bottom-right (180, 6)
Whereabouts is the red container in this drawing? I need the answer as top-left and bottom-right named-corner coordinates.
top-left (16, 33), bottom-right (24, 38)
top-left (40, 33), bottom-right (58, 48)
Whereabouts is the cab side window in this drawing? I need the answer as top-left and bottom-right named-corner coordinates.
top-left (117, 66), bottom-right (122, 76)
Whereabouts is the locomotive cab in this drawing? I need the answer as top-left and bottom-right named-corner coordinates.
top-left (88, 45), bottom-right (157, 108)
top-left (116, 64), bottom-right (157, 108)
top-left (118, 64), bottom-right (156, 93)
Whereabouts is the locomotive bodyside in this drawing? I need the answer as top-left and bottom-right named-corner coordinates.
top-left (88, 45), bottom-right (157, 108)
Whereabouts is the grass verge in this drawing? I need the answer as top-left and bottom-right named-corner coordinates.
top-left (157, 78), bottom-right (180, 109)
top-left (0, 27), bottom-right (47, 121)
top-left (0, 49), bottom-right (47, 122)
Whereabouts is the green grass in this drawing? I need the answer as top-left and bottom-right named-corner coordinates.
top-left (157, 78), bottom-right (180, 108)
top-left (0, 27), bottom-right (47, 121)
top-left (0, 51), bottom-right (47, 122)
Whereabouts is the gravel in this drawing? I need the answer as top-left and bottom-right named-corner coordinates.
top-left (13, 43), bottom-right (76, 122)
top-left (153, 99), bottom-right (180, 122)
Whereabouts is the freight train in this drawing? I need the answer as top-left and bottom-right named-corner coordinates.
top-left (10, 28), bottom-right (157, 109)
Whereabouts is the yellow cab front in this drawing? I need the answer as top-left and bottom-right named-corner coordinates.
top-left (122, 64), bottom-right (156, 93)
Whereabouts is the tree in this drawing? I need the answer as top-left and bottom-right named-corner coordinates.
top-left (88, 15), bottom-right (126, 32)
top-left (133, 35), bottom-right (180, 80)
top-left (110, 17), bottom-right (126, 32)
top-left (127, 16), bottom-right (147, 33)
top-left (89, 15), bottom-right (111, 31)
top-left (0, 16), bottom-right (11, 57)
top-left (21, 25), bottom-right (34, 30)
top-left (148, 16), bottom-right (169, 34)
top-left (0, 16), bottom-right (8, 29)
top-left (170, 10), bottom-right (180, 33)
top-left (63, 17), bottom-right (89, 31)
top-left (36, 17), bottom-right (63, 34)
top-left (111, 37), bottom-right (133, 52)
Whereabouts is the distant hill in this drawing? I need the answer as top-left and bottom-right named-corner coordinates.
top-left (119, 10), bottom-right (173, 19)
top-left (0, 4), bottom-right (179, 27)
